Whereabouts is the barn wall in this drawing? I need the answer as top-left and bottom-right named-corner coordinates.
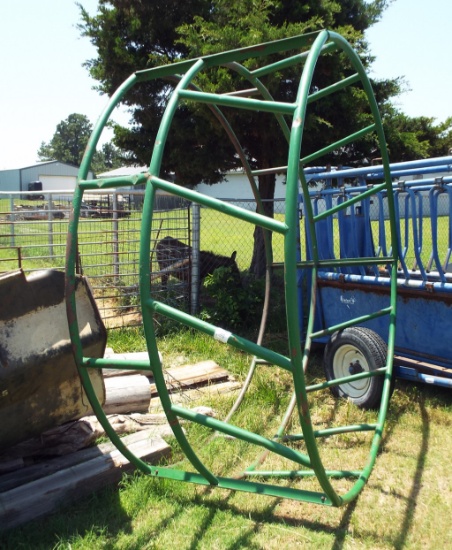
top-left (195, 171), bottom-right (288, 200)
top-left (0, 169), bottom-right (20, 192)
top-left (0, 162), bottom-right (93, 193)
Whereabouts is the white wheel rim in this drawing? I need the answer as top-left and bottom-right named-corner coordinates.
top-left (332, 344), bottom-right (370, 399)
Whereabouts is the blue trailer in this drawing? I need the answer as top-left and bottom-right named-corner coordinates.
top-left (300, 156), bottom-right (452, 407)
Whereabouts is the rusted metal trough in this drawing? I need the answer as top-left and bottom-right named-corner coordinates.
top-left (0, 269), bottom-right (106, 449)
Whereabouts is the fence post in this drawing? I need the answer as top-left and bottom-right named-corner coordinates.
top-left (9, 195), bottom-right (15, 247)
top-left (47, 194), bottom-right (54, 258)
top-left (112, 192), bottom-right (120, 282)
top-left (191, 202), bottom-right (200, 315)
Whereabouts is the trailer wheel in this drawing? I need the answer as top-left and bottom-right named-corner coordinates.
top-left (324, 327), bottom-right (388, 409)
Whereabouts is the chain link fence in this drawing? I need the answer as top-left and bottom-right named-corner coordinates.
top-left (1, 188), bottom-right (450, 329)
top-left (0, 190), bottom-right (191, 329)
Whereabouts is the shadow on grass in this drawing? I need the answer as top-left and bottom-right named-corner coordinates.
top-left (0, 381), bottom-right (444, 549)
top-left (0, 482), bottom-right (132, 549)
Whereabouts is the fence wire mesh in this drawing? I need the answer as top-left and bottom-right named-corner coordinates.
top-left (0, 191), bottom-right (190, 329)
top-left (1, 188), bottom-right (450, 329)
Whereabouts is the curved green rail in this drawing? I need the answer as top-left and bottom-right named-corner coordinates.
top-left (66, 30), bottom-right (398, 506)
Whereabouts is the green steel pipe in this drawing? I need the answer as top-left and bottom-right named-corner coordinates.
top-left (314, 182), bottom-right (387, 222)
top-left (244, 469), bottom-right (361, 479)
top-left (172, 405), bottom-right (313, 469)
top-left (82, 357), bottom-right (153, 372)
top-left (283, 423), bottom-right (378, 440)
top-left (79, 173), bottom-right (148, 190)
top-left (310, 306), bottom-right (393, 339)
top-left (151, 176), bottom-right (288, 234)
top-left (307, 73), bottom-right (361, 104)
top-left (305, 368), bottom-right (387, 393)
top-left (320, 31), bottom-right (398, 506)
top-left (300, 123), bottom-right (376, 166)
top-left (178, 88), bottom-right (296, 116)
top-left (79, 73), bottom-right (139, 180)
top-left (139, 58), bottom-right (219, 485)
top-left (313, 256), bottom-right (394, 268)
top-left (133, 31), bottom-right (322, 82)
top-left (284, 29), bottom-right (343, 507)
top-left (149, 299), bottom-right (293, 372)
top-left (251, 41), bottom-right (337, 78)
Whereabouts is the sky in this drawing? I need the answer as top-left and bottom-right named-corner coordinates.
top-left (0, 0), bottom-right (451, 170)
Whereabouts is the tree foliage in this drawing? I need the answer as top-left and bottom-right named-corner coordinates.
top-left (79, 0), bottom-right (449, 274)
top-left (38, 113), bottom-right (93, 166)
top-left (37, 112), bottom-right (124, 175)
top-left (383, 112), bottom-right (452, 161)
top-left (78, 1), bottom-right (396, 172)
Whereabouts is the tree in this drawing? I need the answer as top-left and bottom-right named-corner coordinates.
top-left (38, 113), bottom-right (124, 174)
top-left (383, 111), bottom-right (452, 161)
top-left (90, 141), bottom-right (125, 175)
top-left (38, 113), bottom-right (93, 166)
top-left (78, 0), bottom-right (398, 275)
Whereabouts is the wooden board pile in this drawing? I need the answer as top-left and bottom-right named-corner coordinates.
top-left (0, 353), bottom-right (241, 530)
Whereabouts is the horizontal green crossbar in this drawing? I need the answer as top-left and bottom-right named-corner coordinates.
top-left (133, 31), bottom-right (322, 82)
top-left (147, 299), bottom-right (294, 372)
top-left (172, 405), bottom-right (313, 468)
top-left (296, 257), bottom-right (395, 269)
top-left (178, 89), bottom-right (296, 115)
top-left (310, 306), bottom-right (393, 339)
top-left (306, 367), bottom-right (388, 393)
top-left (301, 124), bottom-right (376, 165)
top-left (243, 469), bottom-right (361, 479)
top-left (82, 356), bottom-right (153, 372)
top-left (251, 41), bottom-right (337, 78)
top-left (79, 173), bottom-right (148, 190)
top-left (120, 464), bottom-right (335, 505)
top-left (307, 73), bottom-right (361, 104)
top-left (151, 176), bottom-right (288, 234)
top-left (314, 181), bottom-right (387, 222)
top-left (282, 423), bottom-right (378, 441)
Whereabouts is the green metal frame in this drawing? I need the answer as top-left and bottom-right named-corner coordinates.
top-left (66, 30), bottom-right (398, 507)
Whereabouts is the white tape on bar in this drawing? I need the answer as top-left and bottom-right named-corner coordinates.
top-left (214, 328), bottom-right (232, 344)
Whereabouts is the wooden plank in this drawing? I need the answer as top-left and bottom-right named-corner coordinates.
top-left (0, 408), bottom-right (213, 492)
top-left (149, 380), bottom-right (242, 412)
top-left (102, 361), bottom-right (231, 414)
top-left (151, 360), bottom-right (230, 395)
top-left (0, 429), bottom-right (151, 492)
top-left (0, 430), bottom-right (171, 531)
top-left (103, 374), bottom-right (152, 414)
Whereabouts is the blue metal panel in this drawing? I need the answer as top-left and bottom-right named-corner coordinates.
top-left (315, 280), bottom-right (452, 369)
top-left (299, 156), bottom-right (452, 388)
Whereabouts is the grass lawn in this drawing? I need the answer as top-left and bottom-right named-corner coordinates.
top-left (1, 196), bottom-right (452, 547)
top-left (1, 327), bottom-right (451, 549)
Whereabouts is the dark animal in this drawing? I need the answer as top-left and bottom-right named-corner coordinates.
top-left (155, 236), bottom-right (240, 288)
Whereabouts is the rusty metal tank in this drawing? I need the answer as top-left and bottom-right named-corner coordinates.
top-left (0, 269), bottom-right (106, 449)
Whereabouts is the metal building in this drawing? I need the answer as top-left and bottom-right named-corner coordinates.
top-left (0, 161), bottom-right (93, 193)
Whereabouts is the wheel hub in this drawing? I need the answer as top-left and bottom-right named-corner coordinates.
top-left (349, 360), bottom-right (364, 375)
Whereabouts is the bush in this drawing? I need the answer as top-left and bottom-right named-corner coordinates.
top-left (200, 267), bottom-right (264, 331)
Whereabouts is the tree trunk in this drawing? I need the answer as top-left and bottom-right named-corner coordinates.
top-left (249, 172), bottom-right (276, 277)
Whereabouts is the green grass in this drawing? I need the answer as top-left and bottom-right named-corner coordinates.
top-left (1, 327), bottom-right (451, 549)
top-left (1, 197), bottom-right (452, 546)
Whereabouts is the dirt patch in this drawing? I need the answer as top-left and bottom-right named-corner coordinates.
top-left (96, 298), bottom-right (142, 329)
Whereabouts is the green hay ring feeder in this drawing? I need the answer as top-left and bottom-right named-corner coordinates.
top-left (66, 30), bottom-right (398, 507)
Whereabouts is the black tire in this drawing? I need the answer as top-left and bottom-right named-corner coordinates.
top-left (323, 327), bottom-right (388, 409)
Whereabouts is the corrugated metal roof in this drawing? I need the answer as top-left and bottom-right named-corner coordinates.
top-left (97, 166), bottom-right (148, 178)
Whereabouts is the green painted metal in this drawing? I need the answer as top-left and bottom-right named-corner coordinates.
top-left (66, 30), bottom-right (398, 507)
